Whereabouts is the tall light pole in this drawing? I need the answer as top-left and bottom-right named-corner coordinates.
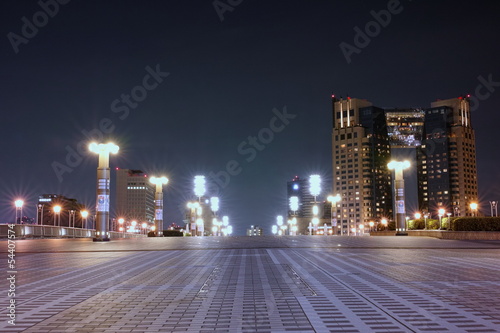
top-left (150, 176), bottom-right (169, 237)
top-left (69, 210), bottom-right (76, 228)
top-left (194, 176), bottom-right (206, 236)
top-left (210, 197), bottom-right (219, 235)
top-left (14, 199), bottom-right (24, 224)
top-left (423, 213), bottom-right (429, 230)
top-left (37, 204), bottom-right (44, 225)
top-left (388, 160), bottom-right (410, 236)
top-left (490, 201), bottom-right (498, 217)
top-left (81, 210), bottom-right (89, 229)
top-left (309, 175), bottom-right (321, 235)
top-left (53, 205), bottom-right (61, 227)
top-left (327, 194), bottom-right (341, 235)
top-left (89, 142), bottom-right (119, 241)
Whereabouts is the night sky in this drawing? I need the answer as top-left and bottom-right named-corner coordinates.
top-left (2, 0), bottom-right (500, 235)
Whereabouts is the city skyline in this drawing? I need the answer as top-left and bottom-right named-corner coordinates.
top-left (1, 1), bottom-right (500, 235)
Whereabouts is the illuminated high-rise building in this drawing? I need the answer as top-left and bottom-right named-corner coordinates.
top-left (417, 96), bottom-right (478, 217)
top-left (116, 169), bottom-right (155, 224)
top-left (331, 96), bottom-right (393, 234)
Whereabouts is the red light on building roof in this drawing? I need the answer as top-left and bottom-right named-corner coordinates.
top-left (331, 94), bottom-right (335, 98)
top-left (458, 96), bottom-right (463, 99)
top-left (467, 94), bottom-right (471, 98)
top-left (347, 97), bottom-right (351, 100)
top-left (116, 167), bottom-right (119, 170)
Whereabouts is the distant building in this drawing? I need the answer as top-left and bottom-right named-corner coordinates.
top-left (116, 169), bottom-right (155, 224)
top-left (417, 97), bottom-right (478, 217)
top-left (247, 225), bottom-right (263, 236)
top-left (330, 94), bottom-right (478, 232)
top-left (332, 97), bottom-right (393, 234)
top-left (286, 176), bottom-right (316, 218)
top-left (37, 194), bottom-right (86, 227)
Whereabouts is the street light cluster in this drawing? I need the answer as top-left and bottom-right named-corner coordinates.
top-left (186, 175), bottom-right (232, 236)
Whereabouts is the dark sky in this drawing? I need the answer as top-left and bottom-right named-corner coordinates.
top-left (2, 0), bottom-right (500, 234)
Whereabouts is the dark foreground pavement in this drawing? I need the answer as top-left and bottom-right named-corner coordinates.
top-left (1, 236), bottom-right (500, 332)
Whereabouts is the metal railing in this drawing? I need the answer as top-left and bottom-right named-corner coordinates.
top-left (0, 224), bottom-right (147, 239)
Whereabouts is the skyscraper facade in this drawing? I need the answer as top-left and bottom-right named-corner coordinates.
top-left (331, 95), bottom-right (478, 231)
top-left (331, 97), bottom-right (393, 234)
top-left (417, 97), bottom-right (478, 217)
top-left (116, 169), bottom-right (155, 224)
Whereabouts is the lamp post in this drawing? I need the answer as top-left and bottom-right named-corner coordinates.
top-left (309, 175), bottom-right (321, 235)
top-left (89, 142), bottom-right (119, 241)
top-left (141, 222), bottom-right (147, 235)
top-left (37, 204), bottom-right (44, 225)
top-left (277, 216), bottom-right (284, 235)
top-left (194, 176), bottom-right (206, 236)
top-left (327, 194), bottom-right (341, 235)
top-left (131, 220), bottom-right (137, 233)
top-left (150, 176), bottom-right (169, 237)
top-left (14, 199), bottom-right (24, 224)
top-left (423, 213), bottom-right (429, 230)
top-left (438, 208), bottom-right (445, 230)
top-left (470, 202), bottom-right (478, 217)
top-left (388, 160), bottom-right (411, 235)
top-left (81, 210), bottom-right (89, 229)
top-left (222, 216), bottom-right (229, 236)
top-left (53, 205), bottom-right (61, 227)
top-left (490, 201), bottom-right (498, 217)
top-left (69, 210), bottom-right (76, 228)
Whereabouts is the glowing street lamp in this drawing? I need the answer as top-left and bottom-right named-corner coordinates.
top-left (210, 197), bottom-right (219, 215)
top-left (53, 205), bottom-right (61, 227)
top-left (309, 175), bottom-right (321, 200)
top-left (388, 160), bottom-right (411, 235)
top-left (150, 176), bottom-right (169, 236)
top-left (14, 199), bottom-right (24, 224)
top-left (141, 222), bottom-right (147, 235)
top-left (194, 175), bottom-right (206, 201)
top-left (81, 210), bottom-right (89, 229)
top-left (327, 194), bottom-right (341, 235)
top-left (470, 202), bottom-right (478, 217)
top-left (438, 208), bottom-right (445, 230)
top-left (381, 218), bottom-right (388, 231)
top-left (89, 142), bottom-right (119, 241)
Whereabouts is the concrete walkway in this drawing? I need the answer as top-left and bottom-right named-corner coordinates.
top-left (1, 236), bottom-right (500, 332)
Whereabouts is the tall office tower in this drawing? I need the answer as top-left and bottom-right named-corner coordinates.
top-left (116, 169), bottom-right (155, 223)
top-left (286, 176), bottom-right (316, 218)
top-left (417, 96), bottom-right (478, 217)
top-left (332, 97), bottom-right (393, 234)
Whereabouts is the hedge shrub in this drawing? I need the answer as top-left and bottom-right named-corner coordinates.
top-left (449, 217), bottom-right (500, 231)
top-left (163, 230), bottom-right (184, 237)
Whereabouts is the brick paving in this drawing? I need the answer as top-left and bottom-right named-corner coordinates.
top-left (1, 236), bottom-right (500, 332)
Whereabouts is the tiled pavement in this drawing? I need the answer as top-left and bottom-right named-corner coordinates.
top-left (1, 236), bottom-right (500, 332)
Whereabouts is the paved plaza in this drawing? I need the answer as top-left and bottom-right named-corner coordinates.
top-left (1, 236), bottom-right (500, 333)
